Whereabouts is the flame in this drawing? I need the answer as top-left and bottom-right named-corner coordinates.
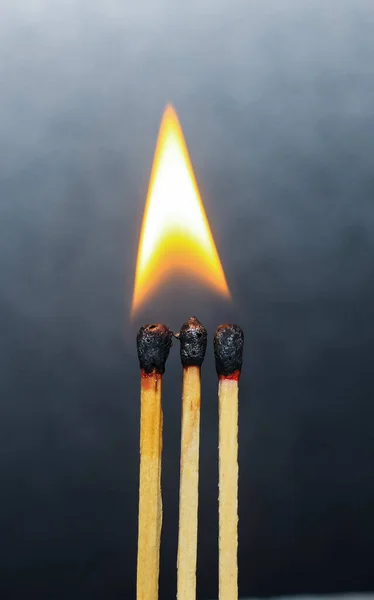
top-left (131, 104), bottom-right (230, 315)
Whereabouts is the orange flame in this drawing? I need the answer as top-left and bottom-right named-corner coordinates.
top-left (131, 105), bottom-right (230, 315)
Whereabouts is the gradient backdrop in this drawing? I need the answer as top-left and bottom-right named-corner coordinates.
top-left (1, 1), bottom-right (374, 598)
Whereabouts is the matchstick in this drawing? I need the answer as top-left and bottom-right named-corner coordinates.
top-left (176, 316), bottom-right (207, 600)
top-left (214, 324), bottom-right (244, 600)
top-left (136, 323), bottom-right (173, 600)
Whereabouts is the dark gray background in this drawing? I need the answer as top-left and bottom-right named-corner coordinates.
top-left (1, 1), bottom-right (374, 598)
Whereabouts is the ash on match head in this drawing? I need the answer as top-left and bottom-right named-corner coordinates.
top-left (214, 323), bottom-right (244, 378)
top-left (177, 316), bottom-right (208, 367)
top-left (136, 323), bottom-right (173, 374)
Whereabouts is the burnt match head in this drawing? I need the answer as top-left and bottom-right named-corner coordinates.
top-left (213, 323), bottom-right (244, 378)
top-left (137, 323), bottom-right (173, 375)
top-left (177, 316), bottom-right (207, 368)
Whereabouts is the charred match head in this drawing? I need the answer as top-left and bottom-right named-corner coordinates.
top-left (137, 323), bottom-right (173, 375)
top-left (214, 323), bottom-right (244, 379)
top-left (177, 316), bottom-right (207, 368)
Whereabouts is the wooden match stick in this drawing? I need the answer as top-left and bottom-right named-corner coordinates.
top-left (136, 323), bottom-right (173, 600)
top-left (176, 316), bottom-right (207, 600)
top-left (214, 324), bottom-right (244, 600)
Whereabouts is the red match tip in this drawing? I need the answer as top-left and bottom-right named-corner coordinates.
top-left (219, 370), bottom-right (241, 382)
top-left (140, 369), bottom-right (162, 380)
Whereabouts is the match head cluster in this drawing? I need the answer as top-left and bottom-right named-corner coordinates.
top-left (136, 318), bottom-right (243, 376)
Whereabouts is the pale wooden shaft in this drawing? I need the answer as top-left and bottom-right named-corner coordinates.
top-left (137, 375), bottom-right (163, 600)
top-left (218, 378), bottom-right (239, 600)
top-left (177, 366), bottom-right (201, 600)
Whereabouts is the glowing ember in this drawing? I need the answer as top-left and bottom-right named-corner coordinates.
top-left (131, 104), bottom-right (230, 315)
